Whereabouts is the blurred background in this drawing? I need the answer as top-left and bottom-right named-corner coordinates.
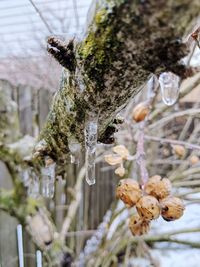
top-left (1, 1), bottom-right (200, 267)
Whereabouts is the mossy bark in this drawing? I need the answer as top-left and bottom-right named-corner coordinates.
top-left (35, 0), bottom-right (200, 162)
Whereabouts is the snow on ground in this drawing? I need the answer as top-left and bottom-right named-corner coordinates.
top-left (150, 194), bottom-right (200, 267)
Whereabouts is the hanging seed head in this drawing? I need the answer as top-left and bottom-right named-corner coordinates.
top-left (136, 195), bottom-right (160, 220)
top-left (173, 145), bottom-right (186, 158)
top-left (115, 166), bottom-right (125, 177)
top-left (112, 145), bottom-right (129, 159)
top-left (144, 175), bottom-right (172, 200)
top-left (160, 196), bottom-right (185, 221)
top-left (104, 154), bottom-right (122, 165)
top-left (189, 155), bottom-right (199, 165)
top-left (116, 179), bottom-right (142, 207)
top-left (132, 102), bottom-right (149, 122)
top-left (129, 214), bottom-right (150, 236)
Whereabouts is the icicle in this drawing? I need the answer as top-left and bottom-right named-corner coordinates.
top-left (41, 157), bottom-right (56, 198)
top-left (68, 137), bottom-right (81, 164)
top-left (27, 169), bottom-right (40, 198)
top-left (75, 66), bottom-right (85, 93)
top-left (21, 168), bottom-right (30, 186)
top-left (159, 72), bottom-right (180, 106)
top-left (147, 75), bottom-right (159, 99)
top-left (84, 114), bottom-right (98, 185)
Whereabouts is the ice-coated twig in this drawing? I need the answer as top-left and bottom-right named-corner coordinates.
top-left (136, 123), bottom-right (149, 185)
top-left (84, 113), bottom-right (98, 185)
top-left (144, 135), bottom-right (200, 150)
top-left (78, 210), bottom-right (112, 266)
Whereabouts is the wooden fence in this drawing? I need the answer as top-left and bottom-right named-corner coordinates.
top-left (0, 80), bottom-right (117, 266)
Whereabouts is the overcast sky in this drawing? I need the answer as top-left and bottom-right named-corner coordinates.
top-left (0, 0), bottom-right (92, 59)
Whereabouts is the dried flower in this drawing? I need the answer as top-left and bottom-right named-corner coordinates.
top-left (136, 195), bottom-right (160, 220)
top-left (173, 145), bottom-right (186, 158)
top-left (129, 214), bottom-right (150, 236)
top-left (115, 166), bottom-right (125, 177)
top-left (112, 145), bottom-right (129, 159)
top-left (116, 179), bottom-right (142, 207)
top-left (104, 154), bottom-right (122, 165)
top-left (189, 155), bottom-right (199, 165)
top-left (144, 175), bottom-right (172, 200)
top-left (132, 102), bottom-right (149, 122)
top-left (160, 196), bottom-right (185, 221)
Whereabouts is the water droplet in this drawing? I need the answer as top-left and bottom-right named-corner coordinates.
top-left (84, 114), bottom-right (98, 185)
top-left (41, 157), bottom-right (56, 198)
top-left (159, 72), bottom-right (180, 106)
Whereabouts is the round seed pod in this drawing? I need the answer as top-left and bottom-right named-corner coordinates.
top-left (189, 155), bottom-right (199, 165)
top-left (144, 175), bottom-right (172, 200)
top-left (173, 145), bottom-right (186, 158)
top-left (116, 179), bottom-right (142, 207)
top-left (160, 196), bottom-right (185, 221)
top-left (136, 195), bottom-right (160, 220)
top-left (132, 102), bottom-right (149, 122)
top-left (129, 214), bottom-right (150, 236)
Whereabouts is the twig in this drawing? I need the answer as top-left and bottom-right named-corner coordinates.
top-left (144, 135), bottom-right (200, 150)
top-left (173, 180), bottom-right (200, 187)
top-left (28, 0), bottom-right (53, 34)
top-left (60, 166), bottom-right (85, 242)
top-left (149, 108), bottom-right (200, 130)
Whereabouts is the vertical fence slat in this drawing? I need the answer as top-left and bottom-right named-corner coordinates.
top-left (17, 225), bottom-right (24, 267)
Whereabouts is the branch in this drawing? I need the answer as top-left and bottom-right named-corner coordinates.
top-left (33, 0), bottom-right (200, 162)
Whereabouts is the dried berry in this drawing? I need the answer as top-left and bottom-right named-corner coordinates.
top-left (115, 166), bottom-right (125, 177)
top-left (112, 145), bottom-right (129, 159)
top-left (160, 196), bottom-right (185, 221)
top-left (189, 155), bottom-right (199, 165)
top-left (144, 175), bottom-right (172, 200)
top-left (136, 195), bottom-right (160, 220)
top-left (132, 102), bottom-right (149, 122)
top-left (173, 145), bottom-right (186, 158)
top-left (116, 179), bottom-right (142, 207)
top-left (129, 214), bottom-right (150, 236)
top-left (104, 154), bottom-right (122, 165)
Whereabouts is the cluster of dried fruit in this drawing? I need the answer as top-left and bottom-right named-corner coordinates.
top-left (116, 177), bottom-right (185, 236)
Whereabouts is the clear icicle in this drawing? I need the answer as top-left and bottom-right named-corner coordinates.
top-left (41, 157), bottom-right (56, 198)
top-left (68, 138), bottom-right (81, 164)
top-left (84, 114), bottom-right (98, 185)
top-left (159, 72), bottom-right (180, 106)
top-left (21, 168), bottom-right (30, 186)
top-left (27, 169), bottom-right (40, 198)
